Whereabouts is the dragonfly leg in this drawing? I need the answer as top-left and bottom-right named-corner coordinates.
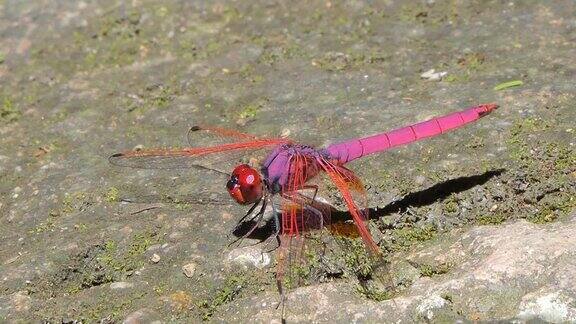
top-left (232, 197), bottom-right (263, 233)
top-left (272, 202), bottom-right (281, 236)
top-left (228, 199), bottom-right (268, 247)
top-left (261, 229), bottom-right (282, 254)
top-left (301, 184), bottom-right (318, 202)
top-left (258, 201), bottom-right (282, 254)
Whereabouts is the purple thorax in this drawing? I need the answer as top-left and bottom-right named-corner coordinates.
top-left (261, 144), bottom-right (328, 193)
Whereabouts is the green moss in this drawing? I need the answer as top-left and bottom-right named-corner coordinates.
top-left (0, 97), bottom-right (21, 123)
top-left (75, 223), bottom-right (88, 232)
top-left (81, 291), bottom-right (146, 322)
top-left (238, 98), bottom-right (269, 120)
top-left (545, 143), bottom-right (576, 172)
top-left (127, 231), bottom-right (157, 257)
top-left (283, 245), bottom-right (321, 289)
top-left (459, 52), bottom-right (485, 71)
top-left (527, 208), bottom-right (558, 224)
top-left (153, 283), bottom-right (168, 295)
top-left (339, 237), bottom-right (375, 278)
top-left (418, 262), bottom-right (452, 277)
top-left (60, 191), bottom-right (90, 214)
top-left (258, 42), bottom-right (307, 66)
top-left (443, 197), bottom-right (459, 214)
top-left (392, 225), bottom-right (437, 251)
top-left (357, 283), bottom-right (392, 301)
top-left (97, 231), bottom-right (160, 274)
top-left (105, 187), bottom-right (120, 203)
top-left (198, 276), bottom-right (246, 321)
top-left (527, 192), bottom-right (575, 224)
top-left (477, 213), bottom-right (506, 225)
top-left (465, 136), bottom-right (485, 149)
top-left (238, 103), bottom-right (260, 119)
top-left (507, 118), bottom-right (550, 163)
top-left (505, 117), bottom-right (575, 224)
top-left (29, 219), bottom-right (56, 234)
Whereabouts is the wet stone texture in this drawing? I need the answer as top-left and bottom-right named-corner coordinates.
top-left (0, 0), bottom-right (575, 323)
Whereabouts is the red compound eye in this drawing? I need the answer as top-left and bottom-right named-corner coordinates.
top-left (227, 164), bottom-right (263, 204)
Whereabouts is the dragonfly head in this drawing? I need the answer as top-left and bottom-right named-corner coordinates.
top-left (227, 164), bottom-right (263, 205)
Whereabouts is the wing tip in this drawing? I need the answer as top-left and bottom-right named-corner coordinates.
top-left (108, 152), bottom-right (125, 165)
top-left (189, 125), bottom-right (202, 132)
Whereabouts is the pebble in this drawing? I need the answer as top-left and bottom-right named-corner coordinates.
top-left (12, 291), bottom-right (31, 312)
top-left (227, 246), bottom-right (271, 269)
top-left (110, 282), bottom-right (134, 289)
top-left (420, 68), bottom-right (447, 81)
top-left (280, 128), bottom-right (291, 138)
top-left (490, 204), bottom-right (499, 212)
top-left (182, 263), bottom-right (196, 277)
top-left (123, 308), bottom-right (162, 324)
top-left (146, 244), bottom-right (162, 252)
top-left (415, 175), bottom-right (426, 185)
top-left (150, 253), bottom-right (161, 263)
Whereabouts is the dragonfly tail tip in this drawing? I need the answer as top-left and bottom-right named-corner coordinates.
top-left (477, 103), bottom-right (499, 117)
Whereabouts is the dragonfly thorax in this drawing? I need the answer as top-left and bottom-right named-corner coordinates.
top-left (262, 144), bottom-right (327, 194)
top-left (227, 164), bottom-right (264, 205)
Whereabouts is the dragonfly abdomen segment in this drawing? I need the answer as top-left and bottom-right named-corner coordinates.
top-left (326, 104), bottom-right (498, 164)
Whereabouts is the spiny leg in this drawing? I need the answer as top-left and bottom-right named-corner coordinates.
top-left (301, 184), bottom-right (319, 202)
top-left (228, 199), bottom-right (268, 247)
top-left (231, 197), bottom-right (263, 234)
top-left (262, 206), bottom-right (282, 254)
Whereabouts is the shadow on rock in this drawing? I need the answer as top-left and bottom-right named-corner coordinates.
top-left (233, 169), bottom-right (505, 241)
top-left (366, 168), bottom-right (505, 222)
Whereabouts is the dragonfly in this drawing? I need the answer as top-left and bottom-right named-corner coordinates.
top-left (110, 103), bottom-right (498, 317)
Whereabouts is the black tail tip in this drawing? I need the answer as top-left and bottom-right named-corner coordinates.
top-left (189, 125), bottom-right (201, 132)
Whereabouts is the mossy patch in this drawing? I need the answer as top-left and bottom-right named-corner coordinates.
top-left (198, 275), bottom-right (247, 321)
top-left (33, 230), bottom-right (161, 300)
top-left (0, 97), bottom-right (20, 123)
top-left (238, 99), bottom-right (266, 120)
top-left (417, 262), bottom-right (452, 277)
top-left (391, 225), bottom-right (437, 251)
top-left (477, 213), bottom-right (506, 225)
top-left (104, 187), bottom-right (120, 203)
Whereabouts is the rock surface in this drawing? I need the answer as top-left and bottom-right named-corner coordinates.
top-left (0, 0), bottom-right (574, 322)
top-left (218, 217), bottom-right (576, 322)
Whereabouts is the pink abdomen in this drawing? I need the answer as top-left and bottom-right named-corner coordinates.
top-left (325, 104), bottom-right (498, 164)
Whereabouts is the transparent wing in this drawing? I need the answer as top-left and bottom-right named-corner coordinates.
top-left (186, 125), bottom-right (258, 146)
top-left (275, 151), bottom-right (327, 312)
top-left (317, 158), bottom-right (380, 254)
top-left (109, 125), bottom-right (291, 171)
top-left (119, 192), bottom-right (229, 205)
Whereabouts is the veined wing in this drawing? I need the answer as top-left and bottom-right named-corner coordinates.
top-left (186, 125), bottom-right (259, 145)
top-left (317, 159), bottom-right (380, 254)
top-left (110, 125), bottom-right (291, 171)
top-left (275, 151), bottom-right (327, 319)
top-left (278, 152), bottom-right (327, 235)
